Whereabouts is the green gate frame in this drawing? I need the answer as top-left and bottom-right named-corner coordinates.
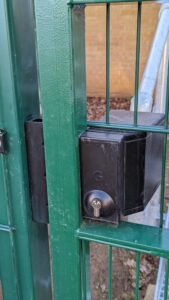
top-left (0, 1), bottom-right (51, 299)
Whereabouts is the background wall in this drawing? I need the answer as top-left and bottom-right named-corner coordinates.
top-left (85, 3), bottom-right (159, 98)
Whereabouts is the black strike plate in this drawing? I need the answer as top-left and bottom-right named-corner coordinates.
top-left (0, 130), bottom-right (7, 154)
top-left (25, 119), bottom-right (48, 224)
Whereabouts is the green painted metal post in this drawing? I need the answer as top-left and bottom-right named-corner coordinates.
top-left (34, 1), bottom-right (86, 299)
top-left (0, 1), bottom-right (52, 299)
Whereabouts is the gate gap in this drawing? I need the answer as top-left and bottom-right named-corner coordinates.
top-left (0, 281), bottom-right (3, 300)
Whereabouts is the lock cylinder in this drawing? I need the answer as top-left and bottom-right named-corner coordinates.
top-left (84, 190), bottom-right (115, 219)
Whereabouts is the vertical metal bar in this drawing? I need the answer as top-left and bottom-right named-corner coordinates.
top-left (1, 156), bottom-right (20, 296)
top-left (34, 1), bottom-right (86, 299)
top-left (82, 241), bottom-right (87, 300)
top-left (160, 135), bottom-right (167, 227)
top-left (135, 252), bottom-right (140, 300)
top-left (164, 259), bottom-right (169, 300)
top-left (82, 241), bottom-right (91, 300)
top-left (134, 2), bottom-right (142, 126)
top-left (160, 60), bottom-right (169, 227)
top-left (0, 155), bottom-right (20, 299)
top-left (106, 3), bottom-right (110, 124)
top-left (164, 57), bottom-right (169, 129)
top-left (108, 246), bottom-right (112, 300)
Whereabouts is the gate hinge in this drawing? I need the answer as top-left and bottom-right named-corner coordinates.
top-left (0, 130), bottom-right (7, 154)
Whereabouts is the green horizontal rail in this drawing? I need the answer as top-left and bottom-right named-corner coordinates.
top-left (68, 0), bottom-right (154, 5)
top-left (76, 222), bottom-right (169, 258)
top-left (87, 121), bottom-right (169, 133)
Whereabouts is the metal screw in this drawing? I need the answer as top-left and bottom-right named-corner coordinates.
top-left (91, 199), bottom-right (102, 218)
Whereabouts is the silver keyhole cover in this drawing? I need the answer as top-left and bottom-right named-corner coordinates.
top-left (84, 190), bottom-right (115, 218)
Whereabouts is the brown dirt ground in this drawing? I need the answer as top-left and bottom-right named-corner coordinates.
top-left (87, 96), bottom-right (131, 121)
top-left (87, 96), bottom-right (165, 300)
top-left (90, 244), bottom-right (159, 300)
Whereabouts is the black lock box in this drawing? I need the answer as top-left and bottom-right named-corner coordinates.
top-left (80, 110), bottom-right (164, 224)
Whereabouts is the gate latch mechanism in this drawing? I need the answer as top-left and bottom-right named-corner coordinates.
top-left (80, 110), bottom-right (164, 224)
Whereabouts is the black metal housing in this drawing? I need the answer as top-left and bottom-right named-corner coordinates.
top-left (0, 130), bottom-right (7, 154)
top-left (80, 110), bottom-right (164, 224)
top-left (25, 119), bottom-right (48, 224)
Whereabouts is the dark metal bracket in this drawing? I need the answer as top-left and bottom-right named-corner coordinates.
top-left (0, 130), bottom-right (7, 154)
top-left (25, 118), bottom-right (48, 224)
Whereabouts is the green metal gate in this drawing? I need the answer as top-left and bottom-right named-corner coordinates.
top-left (34, 0), bottom-right (169, 299)
top-left (0, 1), bottom-right (51, 299)
top-left (1, 0), bottom-right (169, 299)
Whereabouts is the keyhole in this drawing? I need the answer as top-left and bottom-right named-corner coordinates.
top-left (91, 199), bottom-right (102, 218)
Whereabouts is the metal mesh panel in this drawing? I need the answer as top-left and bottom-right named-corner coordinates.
top-left (69, 1), bottom-right (169, 299)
